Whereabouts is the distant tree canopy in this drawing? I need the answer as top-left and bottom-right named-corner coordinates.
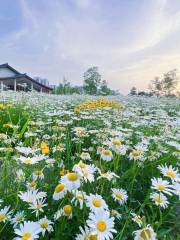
top-left (129, 86), bottom-right (137, 95)
top-left (83, 66), bottom-right (116, 95)
top-left (54, 78), bottom-right (80, 95)
top-left (129, 69), bottom-right (179, 97)
top-left (83, 67), bottom-right (101, 95)
top-left (53, 66), bottom-right (117, 96)
top-left (149, 69), bottom-right (179, 96)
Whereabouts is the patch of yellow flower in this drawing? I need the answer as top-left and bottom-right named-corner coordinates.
top-left (0, 103), bottom-right (12, 110)
top-left (75, 99), bottom-right (123, 112)
top-left (41, 142), bottom-right (50, 154)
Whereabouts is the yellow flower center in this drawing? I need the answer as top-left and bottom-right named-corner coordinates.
top-left (36, 203), bottom-right (42, 209)
top-left (166, 170), bottom-right (175, 178)
top-left (29, 181), bottom-right (37, 188)
top-left (79, 161), bottom-right (86, 168)
top-left (89, 235), bottom-right (98, 240)
top-left (67, 173), bottom-right (78, 181)
top-left (35, 170), bottom-right (42, 176)
top-left (55, 183), bottom-right (65, 193)
top-left (24, 159), bottom-right (31, 165)
top-left (40, 222), bottom-right (48, 229)
top-left (154, 196), bottom-right (162, 203)
top-left (60, 168), bottom-right (69, 176)
top-left (97, 220), bottom-right (107, 232)
top-left (63, 205), bottom-right (72, 215)
top-left (77, 194), bottom-right (83, 200)
top-left (132, 150), bottom-right (140, 157)
top-left (83, 172), bottom-right (89, 177)
top-left (140, 229), bottom-right (152, 240)
top-left (158, 184), bottom-right (165, 191)
top-left (22, 232), bottom-right (32, 240)
top-left (103, 150), bottom-right (111, 155)
top-left (112, 140), bottom-right (121, 146)
top-left (0, 213), bottom-right (6, 221)
top-left (92, 199), bottom-right (102, 207)
top-left (115, 192), bottom-right (123, 199)
top-left (57, 146), bottom-right (62, 151)
top-left (16, 216), bottom-right (23, 222)
top-left (111, 210), bottom-right (117, 216)
top-left (102, 172), bottom-right (109, 177)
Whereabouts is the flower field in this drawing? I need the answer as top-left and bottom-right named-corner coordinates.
top-left (0, 92), bottom-right (180, 240)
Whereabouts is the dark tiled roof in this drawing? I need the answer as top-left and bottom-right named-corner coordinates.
top-left (0, 63), bottom-right (53, 90)
top-left (0, 63), bottom-right (20, 74)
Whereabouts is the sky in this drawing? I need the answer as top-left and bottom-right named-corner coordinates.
top-left (0, 0), bottom-right (180, 94)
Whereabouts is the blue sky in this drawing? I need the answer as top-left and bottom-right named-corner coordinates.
top-left (0, 0), bottom-right (180, 93)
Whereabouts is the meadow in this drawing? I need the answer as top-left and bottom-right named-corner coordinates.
top-left (0, 92), bottom-right (179, 240)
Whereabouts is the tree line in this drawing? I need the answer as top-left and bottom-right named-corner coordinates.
top-left (129, 69), bottom-right (180, 97)
top-left (53, 67), bottom-right (118, 95)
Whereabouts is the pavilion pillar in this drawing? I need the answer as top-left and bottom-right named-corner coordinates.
top-left (31, 83), bottom-right (33, 91)
top-left (0, 81), bottom-right (3, 92)
top-left (14, 79), bottom-right (17, 92)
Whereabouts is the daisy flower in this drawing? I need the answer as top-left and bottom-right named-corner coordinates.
top-left (26, 181), bottom-right (37, 190)
top-left (150, 192), bottom-right (169, 208)
top-left (112, 188), bottom-right (128, 204)
top-left (19, 190), bottom-right (39, 204)
top-left (158, 164), bottom-right (180, 182)
top-left (17, 156), bottom-right (38, 165)
top-left (109, 138), bottom-right (127, 155)
top-left (97, 170), bottom-right (119, 181)
top-left (71, 190), bottom-right (86, 209)
top-left (11, 211), bottom-right (25, 227)
top-left (15, 169), bottom-right (25, 182)
top-left (131, 213), bottom-right (143, 227)
top-left (52, 144), bottom-right (65, 153)
top-left (172, 182), bottom-right (180, 199)
top-left (39, 216), bottom-right (53, 236)
top-left (14, 221), bottom-right (41, 240)
top-left (129, 148), bottom-right (144, 161)
top-left (86, 194), bottom-right (108, 212)
top-left (32, 169), bottom-right (44, 181)
top-left (133, 225), bottom-right (157, 240)
top-left (75, 226), bottom-right (91, 240)
top-left (29, 199), bottom-right (47, 217)
top-left (111, 210), bottom-right (122, 220)
top-left (15, 146), bottom-right (37, 156)
top-left (37, 191), bottom-right (47, 199)
top-left (53, 183), bottom-right (66, 200)
top-left (97, 146), bottom-right (104, 154)
top-left (80, 152), bottom-right (91, 161)
top-left (56, 205), bottom-right (73, 219)
top-left (87, 210), bottom-right (116, 240)
top-left (151, 178), bottom-right (174, 195)
top-left (74, 163), bottom-right (96, 183)
top-left (100, 149), bottom-right (113, 161)
top-left (61, 172), bottom-right (80, 191)
top-left (45, 158), bottom-right (55, 167)
top-left (73, 160), bottom-right (87, 171)
top-left (0, 206), bottom-right (12, 223)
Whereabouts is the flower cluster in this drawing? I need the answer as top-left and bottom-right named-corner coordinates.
top-left (0, 92), bottom-right (179, 239)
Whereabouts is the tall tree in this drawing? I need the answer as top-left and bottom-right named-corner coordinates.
top-left (129, 86), bottom-right (137, 95)
top-left (100, 80), bottom-right (112, 95)
top-left (163, 69), bottom-right (178, 96)
top-left (83, 67), bottom-right (101, 95)
top-left (149, 69), bottom-right (179, 96)
top-left (149, 77), bottom-right (164, 96)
